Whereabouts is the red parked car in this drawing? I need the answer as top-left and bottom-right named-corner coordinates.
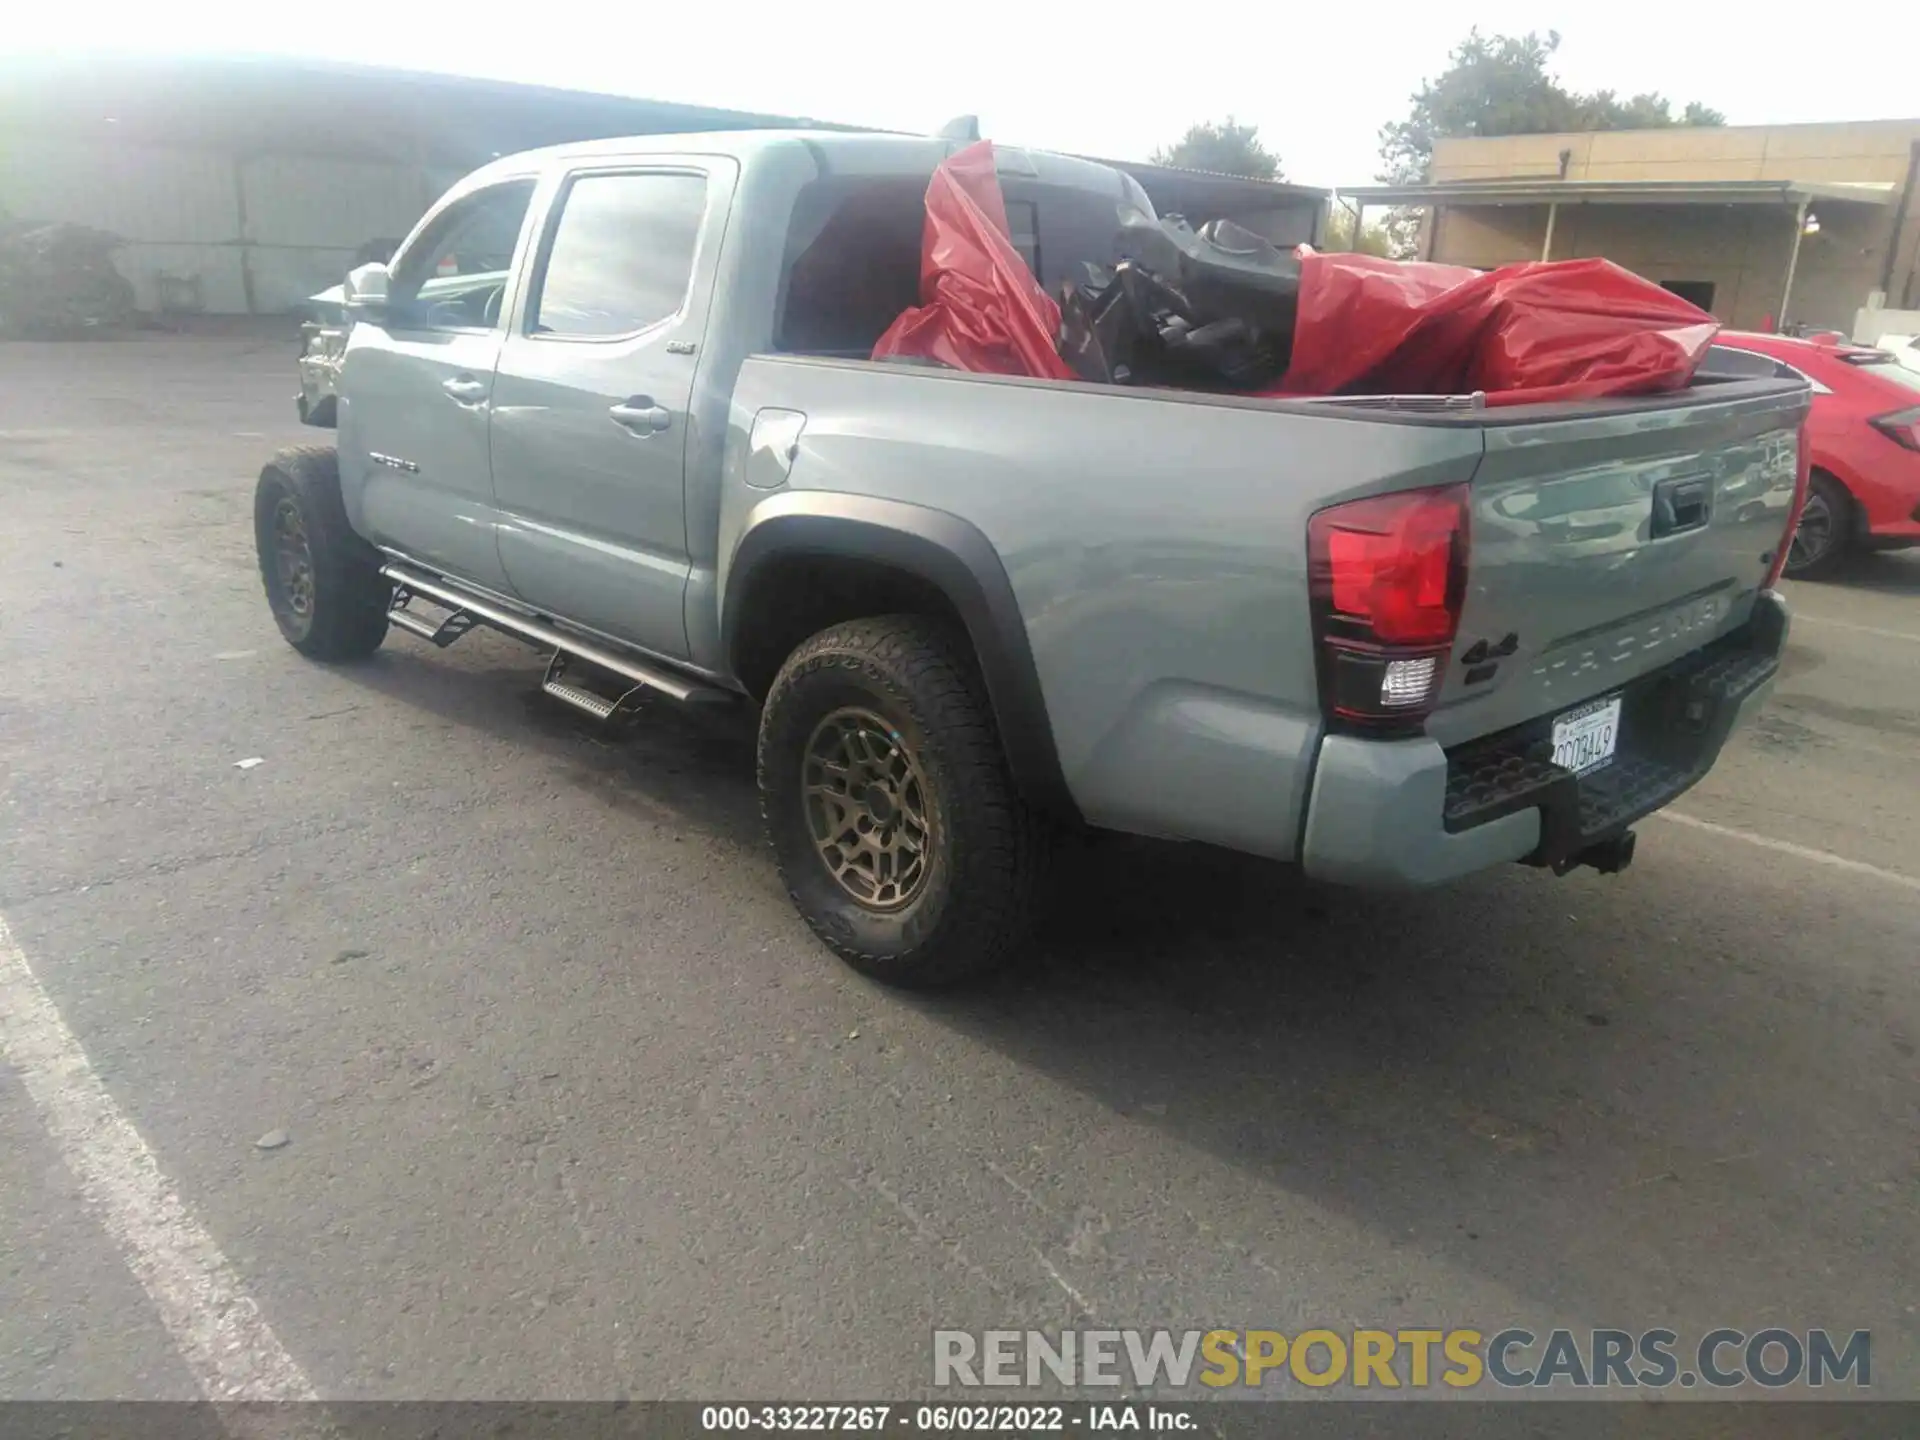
top-left (1713, 331), bottom-right (1920, 577)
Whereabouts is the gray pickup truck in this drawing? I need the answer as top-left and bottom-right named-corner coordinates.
top-left (254, 129), bottom-right (1807, 987)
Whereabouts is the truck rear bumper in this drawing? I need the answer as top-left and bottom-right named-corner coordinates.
top-left (1300, 590), bottom-right (1788, 888)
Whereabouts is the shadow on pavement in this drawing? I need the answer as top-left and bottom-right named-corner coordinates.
top-left (331, 626), bottom-right (1908, 1345)
top-left (333, 636), bottom-right (765, 850)
top-left (1831, 551), bottom-right (1920, 596)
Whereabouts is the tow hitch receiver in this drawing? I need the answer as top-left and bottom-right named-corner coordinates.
top-left (1572, 829), bottom-right (1637, 876)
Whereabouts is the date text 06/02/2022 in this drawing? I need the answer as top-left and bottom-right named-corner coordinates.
top-left (700, 1405), bottom-right (1189, 1432)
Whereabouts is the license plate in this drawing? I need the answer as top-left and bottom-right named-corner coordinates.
top-left (1551, 695), bottom-right (1622, 776)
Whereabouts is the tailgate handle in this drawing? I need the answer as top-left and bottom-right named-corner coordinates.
top-left (1651, 477), bottom-right (1712, 538)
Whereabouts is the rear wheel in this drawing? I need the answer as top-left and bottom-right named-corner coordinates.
top-left (758, 615), bottom-right (1048, 988)
top-left (253, 446), bottom-right (391, 660)
top-left (1782, 470), bottom-right (1852, 580)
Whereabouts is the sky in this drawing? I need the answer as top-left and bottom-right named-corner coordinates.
top-left (4, 0), bottom-right (1914, 189)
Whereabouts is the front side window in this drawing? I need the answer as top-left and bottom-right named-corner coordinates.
top-left (530, 173), bottom-right (708, 339)
top-left (391, 180), bottom-right (535, 330)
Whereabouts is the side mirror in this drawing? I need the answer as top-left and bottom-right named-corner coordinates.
top-left (343, 261), bottom-right (391, 323)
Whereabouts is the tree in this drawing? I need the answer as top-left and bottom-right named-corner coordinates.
top-left (1322, 206), bottom-right (1396, 257)
top-left (1378, 30), bottom-right (1726, 185)
top-left (1153, 119), bottom-right (1283, 181)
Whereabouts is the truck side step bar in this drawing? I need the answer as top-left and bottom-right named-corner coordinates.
top-left (387, 592), bottom-right (475, 647)
top-left (380, 561), bottom-right (735, 711)
top-left (540, 651), bottom-right (656, 723)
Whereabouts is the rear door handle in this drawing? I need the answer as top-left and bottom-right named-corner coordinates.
top-left (442, 374), bottom-right (489, 404)
top-left (609, 398), bottom-right (672, 436)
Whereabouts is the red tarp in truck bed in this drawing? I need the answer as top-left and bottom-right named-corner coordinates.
top-left (871, 141), bottom-right (1077, 381)
top-left (1269, 250), bottom-right (1721, 406)
top-left (875, 144), bottom-right (1720, 402)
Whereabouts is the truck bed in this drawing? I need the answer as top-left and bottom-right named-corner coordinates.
top-left (723, 353), bottom-right (1807, 858)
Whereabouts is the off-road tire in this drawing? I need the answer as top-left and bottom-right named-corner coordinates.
top-left (758, 615), bottom-right (1048, 988)
top-left (1782, 470), bottom-right (1853, 581)
top-left (254, 445), bottom-right (391, 660)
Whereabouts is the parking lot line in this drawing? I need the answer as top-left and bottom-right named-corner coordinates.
top-left (1657, 811), bottom-right (1920, 894)
top-left (1792, 613), bottom-right (1920, 644)
top-left (0, 911), bottom-right (317, 1402)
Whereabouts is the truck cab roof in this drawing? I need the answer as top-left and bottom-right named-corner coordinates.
top-left (460, 128), bottom-right (1149, 208)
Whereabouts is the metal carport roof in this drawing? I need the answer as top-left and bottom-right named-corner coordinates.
top-left (1335, 178), bottom-right (1895, 209)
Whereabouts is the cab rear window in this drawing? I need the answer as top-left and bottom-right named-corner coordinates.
top-left (772, 174), bottom-right (1137, 359)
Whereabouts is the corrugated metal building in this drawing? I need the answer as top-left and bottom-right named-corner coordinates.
top-left (0, 54), bottom-right (824, 315)
top-left (1, 54), bottom-right (1326, 316)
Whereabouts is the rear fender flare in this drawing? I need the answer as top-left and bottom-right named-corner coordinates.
top-left (723, 493), bottom-right (1077, 821)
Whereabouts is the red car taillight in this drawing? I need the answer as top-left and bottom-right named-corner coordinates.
top-left (1869, 404), bottom-right (1920, 453)
top-left (1307, 484), bottom-right (1469, 729)
top-left (1763, 418), bottom-right (1813, 588)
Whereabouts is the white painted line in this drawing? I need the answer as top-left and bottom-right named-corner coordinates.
top-left (1793, 614), bottom-right (1920, 644)
top-left (1034, 1249), bottom-right (1099, 1319)
top-left (0, 911), bottom-right (318, 1402)
top-left (1656, 811), bottom-right (1920, 895)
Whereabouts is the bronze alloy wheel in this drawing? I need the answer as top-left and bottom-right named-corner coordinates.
top-left (272, 496), bottom-right (316, 618)
top-left (758, 614), bottom-right (1047, 987)
top-left (801, 706), bottom-right (934, 911)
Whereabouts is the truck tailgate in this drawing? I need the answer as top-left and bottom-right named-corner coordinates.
top-left (1426, 380), bottom-right (1806, 749)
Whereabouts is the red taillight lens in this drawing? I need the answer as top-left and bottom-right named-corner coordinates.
top-left (1764, 419), bottom-right (1813, 588)
top-left (1869, 405), bottom-right (1920, 453)
top-left (1308, 484), bottom-right (1469, 727)
top-left (1317, 488), bottom-right (1466, 644)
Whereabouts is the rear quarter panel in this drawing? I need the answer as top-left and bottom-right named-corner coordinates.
top-left (721, 359), bottom-right (1484, 854)
top-left (1807, 369), bottom-right (1920, 535)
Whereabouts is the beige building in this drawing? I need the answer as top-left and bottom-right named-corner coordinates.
top-left (1343, 119), bottom-right (1920, 333)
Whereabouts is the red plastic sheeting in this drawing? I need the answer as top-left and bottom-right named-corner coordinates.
top-left (872, 141), bottom-right (1076, 381)
top-left (1272, 251), bottom-right (1720, 406)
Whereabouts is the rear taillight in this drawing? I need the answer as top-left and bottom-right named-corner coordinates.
top-left (1308, 484), bottom-right (1469, 729)
top-left (1763, 419), bottom-right (1813, 588)
top-left (1869, 405), bottom-right (1920, 453)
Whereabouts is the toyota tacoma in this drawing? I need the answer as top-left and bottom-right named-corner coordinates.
top-left (255, 129), bottom-right (1808, 987)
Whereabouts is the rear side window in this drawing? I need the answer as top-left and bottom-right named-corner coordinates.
top-left (1858, 359), bottom-right (1920, 395)
top-left (1704, 347), bottom-right (1831, 394)
top-left (530, 172), bottom-right (707, 339)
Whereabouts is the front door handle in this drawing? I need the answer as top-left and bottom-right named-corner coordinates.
top-left (609, 398), bottom-right (672, 436)
top-left (442, 374), bottom-right (489, 404)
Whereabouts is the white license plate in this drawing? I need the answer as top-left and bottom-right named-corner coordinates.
top-left (1551, 696), bottom-right (1622, 776)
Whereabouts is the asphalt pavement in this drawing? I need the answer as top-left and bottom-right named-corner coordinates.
top-left (2, 335), bottom-right (1917, 1403)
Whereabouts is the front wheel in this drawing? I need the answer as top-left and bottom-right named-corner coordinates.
top-left (1782, 470), bottom-right (1853, 580)
top-left (253, 446), bottom-right (391, 660)
top-left (757, 615), bottom-right (1048, 988)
